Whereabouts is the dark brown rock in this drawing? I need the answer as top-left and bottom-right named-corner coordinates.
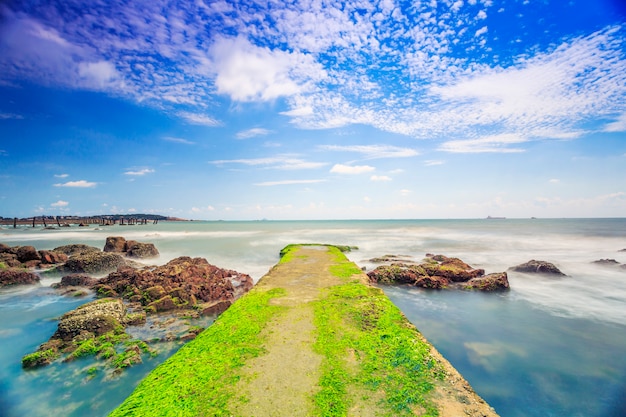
top-left (0, 252), bottom-right (20, 267)
top-left (148, 295), bottom-right (178, 312)
top-left (415, 275), bottom-right (450, 289)
top-left (103, 236), bottom-right (127, 253)
top-left (465, 272), bottom-right (510, 291)
top-left (38, 250), bottom-right (69, 265)
top-left (59, 252), bottom-right (126, 275)
top-left (16, 246), bottom-right (41, 263)
top-left (96, 256), bottom-right (253, 312)
top-left (367, 263), bottom-right (427, 284)
top-left (53, 244), bottom-right (101, 257)
top-left (0, 268), bottom-right (41, 287)
top-left (201, 300), bottom-right (232, 315)
top-left (0, 243), bottom-right (16, 254)
top-left (125, 240), bottom-right (159, 259)
top-left (52, 274), bottom-right (98, 288)
top-left (509, 260), bottom-right (566, 276)
top-left (422, 255), bottom-right (485, 282)
top-left (368, 253), bottom-right (507, 292)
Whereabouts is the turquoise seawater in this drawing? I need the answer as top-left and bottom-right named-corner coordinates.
top-left (1, 218), bottom-right (625, 416)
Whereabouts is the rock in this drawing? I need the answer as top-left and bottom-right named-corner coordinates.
top-left (592, 259), bottom-right (620, 265)
top-left (0, 252), bottom-right (20, 267)
top-left (0, 243), bottom-right (16, 254)
top-left (0, 268), bottom-right (41, 287)
top-left (201, 300), bottom-right (232, 315)
top-left (103, 236), bottom-right (159, 259)
top-left (16, 246), bottom-right (41, 263)
top-left (51, 274), bottom-right (98, 288)
top-left (422, 255), bottom-right (485, 282)
top-left (53, 244), bottom-right (101, 257)
top-left (368, 254), bottom-right (416, 263)
top-left (95, 256), bottom-right (253, 312)
top-left (38, 250), bottom-right (69, 265)
top-left (465, 272), bottom-right (510, 291)
top-left (54, 298), bottom-right (126, 341)
top-left (148, 295), bottom-right (178, 312)
top-left (103, 236), bottom-right (127, 253)
top-left (509, 260), bottom-right (566, 276)
top-left (368, 253), bottom-right (507, 292)
top-left (125, 240), bottom-right (159, 259)
top-left (59, 252), bottom-right (126, 275)
top-left (367, 263), bottom-right (427, 284)
top-left (415, 275), bottom-right (450, 289)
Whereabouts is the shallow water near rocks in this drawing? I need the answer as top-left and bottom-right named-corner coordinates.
top-left (1, 218), bottom-right (626, 416)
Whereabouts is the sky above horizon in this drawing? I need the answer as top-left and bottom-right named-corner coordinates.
top-left (1, 0), bottom-right (625, 220)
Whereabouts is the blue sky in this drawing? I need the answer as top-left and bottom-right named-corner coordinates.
top-left (1, 0), bottom-right (625, 220)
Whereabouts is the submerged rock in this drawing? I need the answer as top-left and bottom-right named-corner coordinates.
top-left (51, 274), bottom-right (98, 288)
top-left (509, 260), bottom-right (566, 276)
top-left (54, 298), bottom-right (126, 341)
top-left (22, 298), bottom-right (155, 370)
top-left (367, 254), bottom-right (508, 292)
top-left (464, 272), bottom-right (510, 291)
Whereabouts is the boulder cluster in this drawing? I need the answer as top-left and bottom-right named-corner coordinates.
top-left (0, 243), bottom-right (68, 287)
top-left (367, 254), bottom-right (510, 291)
top-left (3, 237), bottom-right (254, 372)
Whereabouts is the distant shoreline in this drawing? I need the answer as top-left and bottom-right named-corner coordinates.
top-left (0, 215), bottom-right (189, 226)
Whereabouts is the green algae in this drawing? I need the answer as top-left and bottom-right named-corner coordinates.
top-left (109, 286), bottom-right (287, 416)
top-left (313, 279), bottom-right (443, 417)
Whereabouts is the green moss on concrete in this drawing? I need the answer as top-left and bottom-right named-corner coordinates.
top-left (109, 286), bottom-right (287, 417)
top-left (313, 280), bottom-right (443, 417)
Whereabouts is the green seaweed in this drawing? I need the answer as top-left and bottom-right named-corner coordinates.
top-left (313, 281), bottom-right (442, 416)
top-left (109, 286), bottom-right (287, 416)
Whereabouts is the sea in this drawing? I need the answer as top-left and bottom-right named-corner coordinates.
top-left (1, 218), bottom-right (625, 417)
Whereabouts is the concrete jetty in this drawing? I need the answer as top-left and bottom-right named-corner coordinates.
top-left (110, 244), bottom-right (498, 416)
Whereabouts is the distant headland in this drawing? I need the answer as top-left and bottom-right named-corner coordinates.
top-left (0, 214), bottom-right (189, 227)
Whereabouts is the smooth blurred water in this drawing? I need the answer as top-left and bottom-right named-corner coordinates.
top-left (1, 218), bottom-right (625, 416)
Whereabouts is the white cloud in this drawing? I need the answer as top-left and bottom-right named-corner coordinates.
top-left (330, 164), bottom-right (376, 174)
top-left (50, 200), bottom-right (69, 207)
top-left (78, 60), bottom-right (119, 89)
top-left (0, 113), bottom-right (24, 120)
top-left (1, 1), bottom-right (624, 150)
top-left (211, 155), bottom-right (327, 170)
top-left (236, 128), bottom-right (272, 139)
top-left (371, 175), bottom-right (392, 181)
top-left (178, 112), bottom-right (221, 127)
top-left (163, 136), bottom-right (195, 145)
top-left (320, 145), bottom-right (419, 159)
top-left (209, 36), bottom-right (325, 102)
top-left (439, 134), bottom-right (527, 153)
top-left (424, 160), bottom-right (444, 166)
top-left (124, 168), bottom-right (155, 176)
top-left (603, 113), bottom-right (626, 132)
top-left (254, 179), bottom-right (326, 186)
top-left (475, 26), bottom-right (488, 37)
top-left (549, 179), bottom-right (560, 183)
top-left (54, 173), bottom-right (69, 178)
top-left (53, 180), bottom-right (97, 188)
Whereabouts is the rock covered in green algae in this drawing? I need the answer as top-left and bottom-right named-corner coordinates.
top-left (21, 298), bottom-right (154, 370)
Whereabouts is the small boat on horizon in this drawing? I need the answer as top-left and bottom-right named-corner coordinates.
top-left (486, 216), bottom-right (506, 219)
